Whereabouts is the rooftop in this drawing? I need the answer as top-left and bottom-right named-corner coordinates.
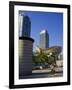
top-left (40, 30), bottom-right (47, 34)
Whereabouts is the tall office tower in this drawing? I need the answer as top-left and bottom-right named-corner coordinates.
top-left (19, 13), bottom-right (31, 37)
top-left (40, 30), bottom-right (49, 49)
top-left (19, 13), bottom-right (23, 37)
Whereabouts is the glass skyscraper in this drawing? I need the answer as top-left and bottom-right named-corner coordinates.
top-left (19, 13), bottom-right (31, 37)
top-left (40, 30), bottom-right (49, 49)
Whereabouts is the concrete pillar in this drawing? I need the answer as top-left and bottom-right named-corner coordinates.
top-left (19, 37), bottom-right (34, 78)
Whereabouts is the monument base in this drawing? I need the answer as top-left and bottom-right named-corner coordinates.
top-left (19, 37), bottom-right (34, 79)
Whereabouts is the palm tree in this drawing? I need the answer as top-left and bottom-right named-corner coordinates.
top-left (46, 52), bottom-right (57, 73)
top-left (34, 47), bottom-right (48, 65)
top-left (34, 46), bottom-right (62, 72)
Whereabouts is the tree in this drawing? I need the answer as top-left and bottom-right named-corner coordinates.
top-left (46, 52), bottom-right (57, 73)
top-left (34, 47), bottom-right (47, 65)
top-left (34, 46), bottom-right (62, 72)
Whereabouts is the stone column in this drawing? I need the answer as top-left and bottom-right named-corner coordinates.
top-left (19, 37), bottom-right (34, 79)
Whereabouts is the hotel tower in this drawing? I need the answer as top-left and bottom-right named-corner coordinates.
top-left (40, 30), bottom-right (49, 49)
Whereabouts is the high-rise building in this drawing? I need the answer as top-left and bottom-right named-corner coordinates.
top-left (19, 13), bottom-right (23, 37)
top-left (19, 13), bottom-right (31, 37)
top-left (40, 30), bottom-right (49, 49)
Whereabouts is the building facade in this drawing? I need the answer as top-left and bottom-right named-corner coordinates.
top-left (19, 13), bottom-right (31, 37)
top-left (40, 30), bottom-right (49, 49)
top-left (19, 13), bottom-right (23, 37)
top-left (19, 12), bottom-right (34, 77)
top-left (19, 37), bottom-right (34, 78)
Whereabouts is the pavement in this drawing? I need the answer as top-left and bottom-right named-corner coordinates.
top-left (20, 67), bottom-right (63, 79)
top-left (32, 67), bottom-right (63, 73)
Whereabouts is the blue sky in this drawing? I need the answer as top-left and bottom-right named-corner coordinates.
top-left (19, 11), bottom-right (63, 50)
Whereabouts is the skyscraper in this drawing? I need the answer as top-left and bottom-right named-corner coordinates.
top-left (19, 13), bottom-right (31, 37)
top-left (40, 30), bottom-right (49, 49)
top-left (19, 13), bottom-right (23, 37)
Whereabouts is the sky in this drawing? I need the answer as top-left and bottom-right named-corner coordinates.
top-left (19, 10), bottom-right (63, 50)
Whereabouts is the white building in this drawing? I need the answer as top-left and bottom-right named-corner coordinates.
top-left (19, 13), bottom-right (23, 37)
top-left (40, 30), bottom-right (49, 49)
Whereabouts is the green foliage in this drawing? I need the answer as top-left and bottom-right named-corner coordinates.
top-left (47, 56), bottom-right (54, 64)
top-left (39, 54), bottom-right (48, 64)
top-left (34, 47), bottom-right (60, 66)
